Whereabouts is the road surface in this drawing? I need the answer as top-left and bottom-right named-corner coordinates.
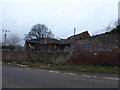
top-left (2, 64), bottom-right (119, 88)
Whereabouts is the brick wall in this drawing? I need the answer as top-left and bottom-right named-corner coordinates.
top-left (67, 49), bottom-right (120, 66)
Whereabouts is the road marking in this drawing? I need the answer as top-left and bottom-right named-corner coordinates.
top-left (36, 69), bottom-right (45, 71)
top-left (68, 73), bottom-right (77, 75)
top-left (82, 75), bottom-right (96, 78)
top-left (49, 70), bottom-right (60, 73)
top-left (104, 77), bottom-right (119, 80)
top-left (26, 68), bottom-right (31, 70)
top-left (8, 63), bottom-right (10, 64)
top-left (64, 73), bottom-right (77, 76)
top-left (13, 64), bottom-right (20, 66)
top-left (19, 65), bottom-right (28, 67)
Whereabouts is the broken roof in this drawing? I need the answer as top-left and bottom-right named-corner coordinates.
top-left (26, 31), bottom-right (90, 45)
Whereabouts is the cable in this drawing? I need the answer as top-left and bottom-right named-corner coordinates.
top-left (18, 0), bottom-right (74, 25)
top-left (3, 0), bottom-right (77, 39)
top-left (17, 0), bottom-right (64, 24)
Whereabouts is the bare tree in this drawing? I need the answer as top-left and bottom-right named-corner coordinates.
top-left (6, 33), bottom-right (21, 46)
top-left (110, 20), bottom-right (120, 33)
top-left (92, 20), bottom-right (120, 36)
top-left (25, 24), bottom-right (54, 40)
top-left (0, 40), bottom-right (2, 46)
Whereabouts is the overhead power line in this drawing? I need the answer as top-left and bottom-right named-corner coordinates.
top-left (18, 0), bottom-right (74, 25)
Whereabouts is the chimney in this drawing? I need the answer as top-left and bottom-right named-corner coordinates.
top-left (74, 27), bottom-right (76, 36)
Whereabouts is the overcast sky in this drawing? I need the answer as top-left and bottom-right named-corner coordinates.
top-left (0, 0), bottom-right (119, 42)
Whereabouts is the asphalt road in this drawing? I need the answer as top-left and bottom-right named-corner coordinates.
top-left (2, 64), bottom-right (119, 88)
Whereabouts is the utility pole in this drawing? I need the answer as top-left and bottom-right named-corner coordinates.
top-left (2, 30), bottom-right (10, 45)
top-left (74, 27), bottom-right (76, 36)
top-left (118, 1), bottom-right (120, 24)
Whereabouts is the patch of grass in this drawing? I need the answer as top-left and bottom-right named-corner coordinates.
top-left (2, 60), bottom-right (120, 73)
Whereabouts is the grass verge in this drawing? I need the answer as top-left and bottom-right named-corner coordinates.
top-left (2, 60), bottom-right (120, 73)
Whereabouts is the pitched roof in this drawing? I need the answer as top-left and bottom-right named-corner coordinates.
top-left (26, 31), bottom-right (90, 45)
top-left (67, 31), bottom-right (90, 40)
top-left (58, 31), bottom-right (90, 45)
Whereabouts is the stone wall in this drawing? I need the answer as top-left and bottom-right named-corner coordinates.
top-left (67, 33), bottom-right (120, 66)
top-left (2, 51), bottom-right (70, 64)
top-left (72, 33), bottom-right (119, 52)
top-left (2, 51), bottom-right (27, 61)
top-left (25, 51), bottom-right (70, 64)
top-left (2, 33), bottom-right (120, 66)
top-left (2, 50), bottom-right (120, 66)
